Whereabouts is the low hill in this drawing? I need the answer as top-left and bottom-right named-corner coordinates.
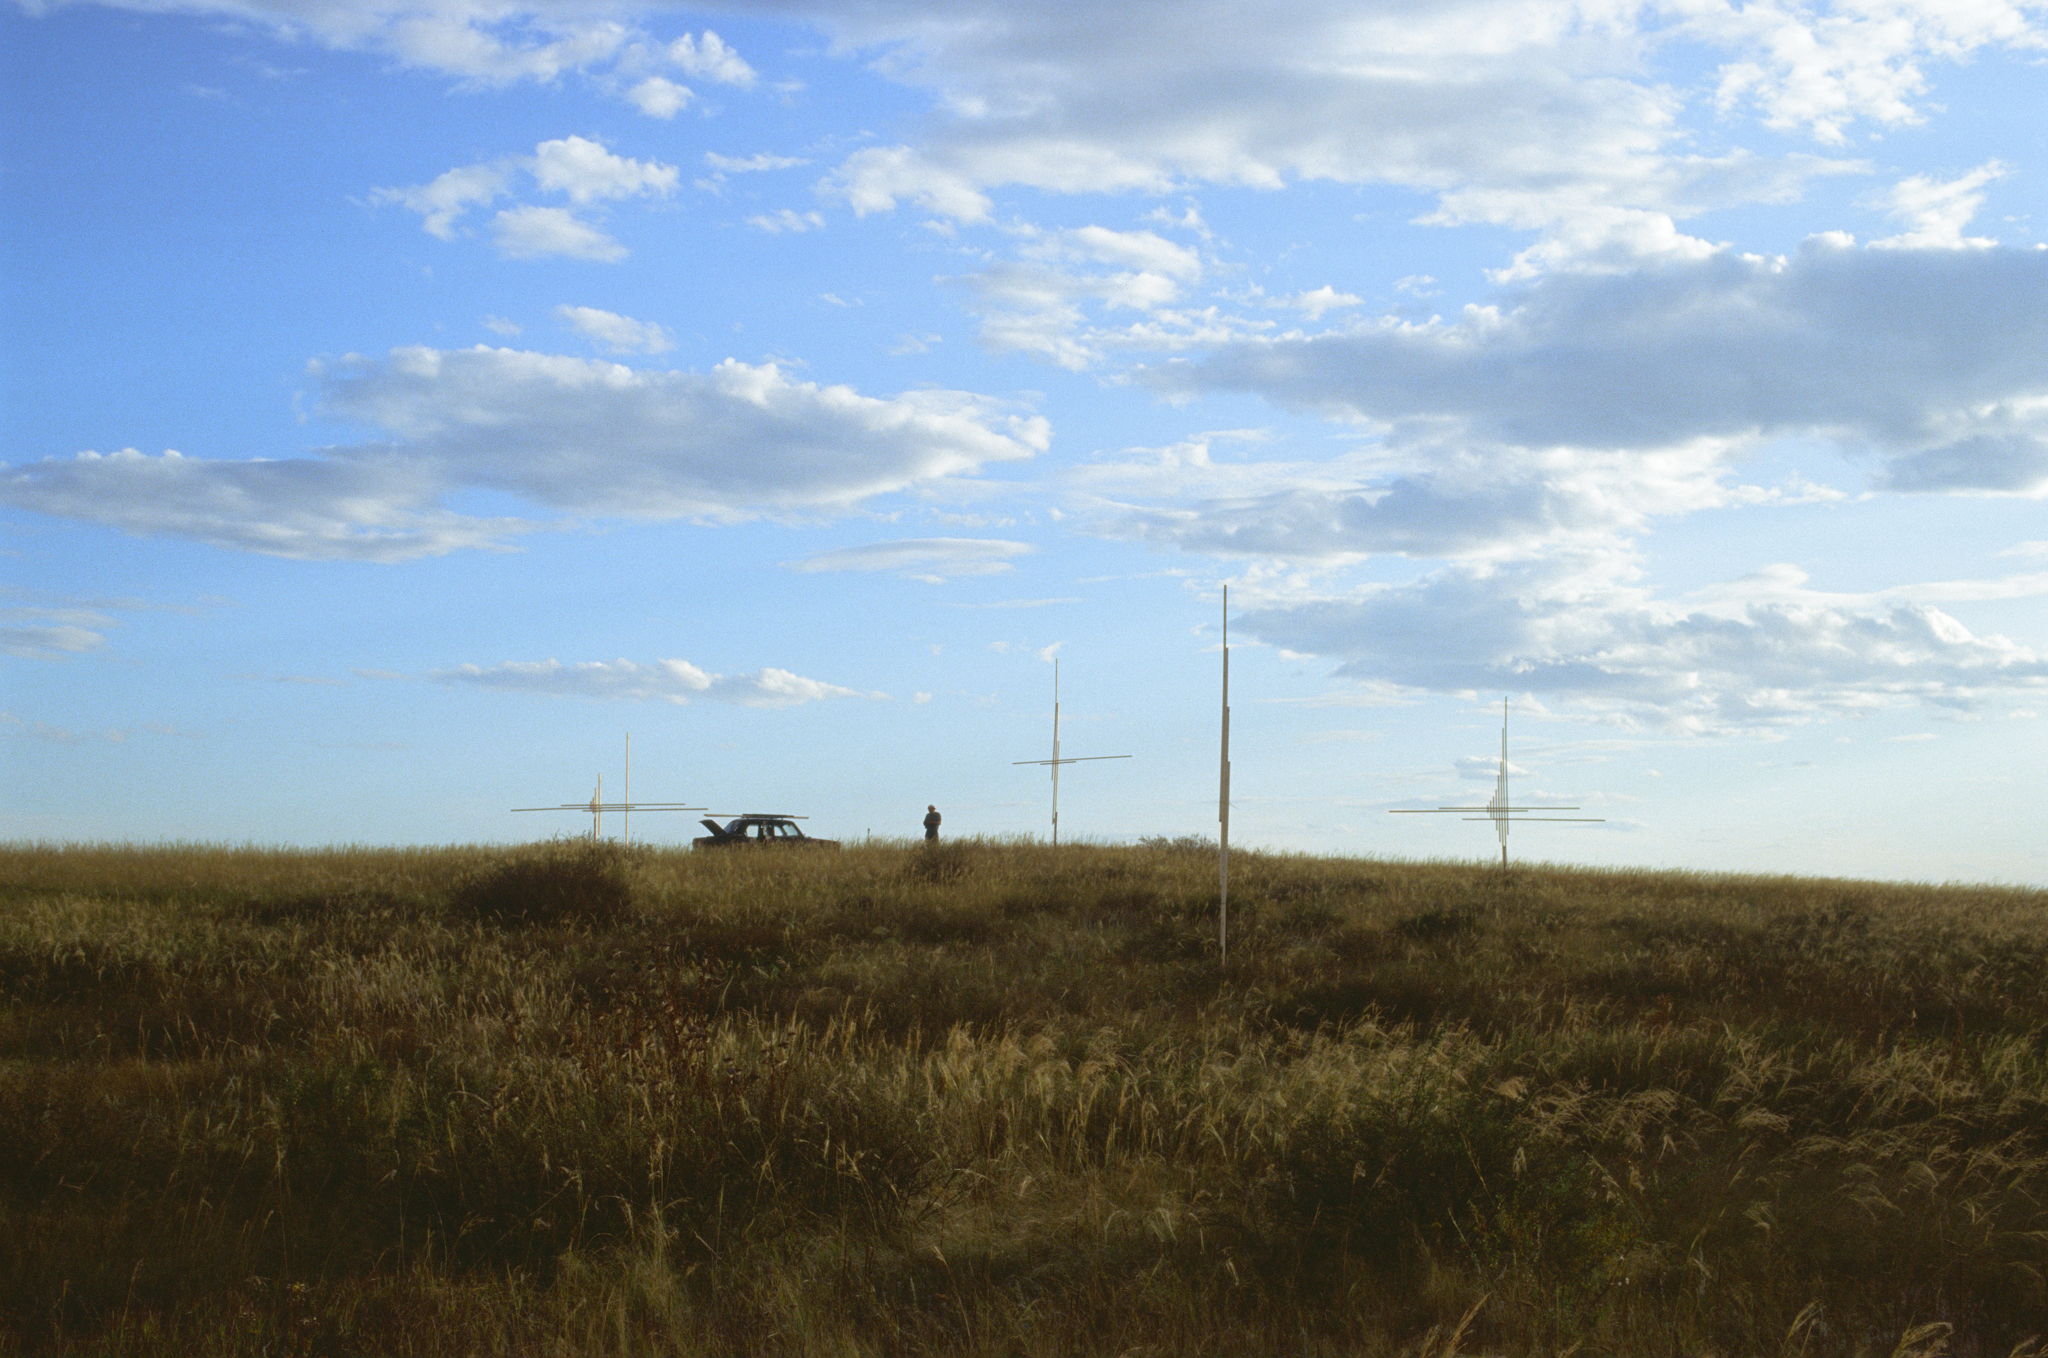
top-left (3, 840), bottom-right (2044, 1356)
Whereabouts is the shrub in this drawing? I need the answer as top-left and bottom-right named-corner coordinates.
top-left (451, 840), bottom-right (634, 927)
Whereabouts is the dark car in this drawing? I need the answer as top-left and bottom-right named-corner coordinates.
top-left (693, 815), bottom-right (840, 849)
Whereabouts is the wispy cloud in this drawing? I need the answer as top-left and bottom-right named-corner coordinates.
top-left (787, 537), bottom-right (1034, 582)
top-left (430, 657), bottom-right (881, 707)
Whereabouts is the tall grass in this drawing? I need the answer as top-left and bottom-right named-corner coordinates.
top-left (1, 838), bottom-right (2044, 1356)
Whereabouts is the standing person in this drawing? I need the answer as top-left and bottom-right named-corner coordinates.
top-left (923, 804), bottom-right (942, 842)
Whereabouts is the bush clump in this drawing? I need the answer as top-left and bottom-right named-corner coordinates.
top-left (451, 840), bottom-right (634, 926)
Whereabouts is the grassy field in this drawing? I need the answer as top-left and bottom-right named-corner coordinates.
top-left (2, 838), bottom-right (2045, 1357)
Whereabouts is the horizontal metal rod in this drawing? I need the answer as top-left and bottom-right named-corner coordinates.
top-left (512, 804), bottom-right (705, 812)
top-left (1011, 754), bottom-right (1134, 766)
top-left (1390, 805), bottom-right (1581, 813)
top-left (1461, 816), bottom-right (1604, 823)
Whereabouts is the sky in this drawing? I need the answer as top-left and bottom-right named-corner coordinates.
top-left (3, 0), bottom-right (2046, 884)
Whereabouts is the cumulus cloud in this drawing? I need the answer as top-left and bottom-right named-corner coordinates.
top-left (378, 136), bottom-right (675, 259)
top-left (668, 30), bottom-right (755, 86)
top-left (555, 304), bottom-right (674, 354)
top-left (1278, 285), bottom-right (1364, 320)
top-left (625, 76), bottom-right (692, 118)
top-left (314, 347), bottom-right (1047, 518)
top-left (28, 0), bottom-right (2040, 230)
top-left (1154, 238), bottom-right (2048, 496)
top-left (530, 135), bottom-right (679, 202)
top-left (787, 537), bottom-right (1034, 581)
top-left (431, 657), bottom-right (874, 706)
top-left (802, 0), bottom-right (1946, 233)
top-left (1237, 554), bottom-right (2048, 733)
top-left (1700, 0), bottom-right (2039, 144)
top-left (0, 349), bottom-right (1047, 561)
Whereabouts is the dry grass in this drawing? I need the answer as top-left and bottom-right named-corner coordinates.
top-left (2, 838), bottom-right (2045, 1356)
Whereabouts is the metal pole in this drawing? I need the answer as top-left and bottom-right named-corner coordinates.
top-left (624, 733), bottom-right (631, 848)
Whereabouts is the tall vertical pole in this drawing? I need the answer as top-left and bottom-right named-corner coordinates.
top-left (1219, 587), bottom-right (1232, 965)
top-left (591, 773), bottom-right (603, 843)
top-left (623, 733), bottom-right (632, 848)
top-left (1051, 658), bottom-right (1062, 847)
top-left (1497, 698), bottom-right (1510, 873)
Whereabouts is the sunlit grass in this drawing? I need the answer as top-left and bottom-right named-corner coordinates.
top-left (2, 838), bottom-right (2044, 1355)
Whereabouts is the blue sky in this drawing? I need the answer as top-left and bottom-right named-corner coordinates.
top-left (4, 0), bottom-right (2046, 883)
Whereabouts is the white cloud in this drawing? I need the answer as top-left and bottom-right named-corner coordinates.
top-left (787, 537), bottom-right (1034, 582)
top-left (747, 208), bottom-right (825, 233)
top-left (1873, 161), bottom-right (2006, 250)
top-left (669, 31), bottom-right (755, 87)
top-left (625, 75), bottom-right (692, 118)
top-left (379, 14), bottom-right (632, 86)
top-left (1236, 553), bottom-right (2048, 733)
top-left (0, 350), bottom-right (1047, 561)
top-left (799, 0), bottom-right (1923, 233)
top-left (490, 206), bottom-right (627, 261)
top-left (0, 447), bottom-right (524, 563)
top-left (1073, 430), bottom-right (1787, 563)
top-left (529, 135), bottom-right (678, 203)
top-left (956, 225), bottom-right (1228, 369)
top-left (705, 151), bottom-right (807, 174)
top-left (1279, 285), bottom-right (1364, 320)
top-left (1155, 238), bottom-right (2048, 496)
top-left (29, 2), bottom-right (763, 105)
top-left (32, 0), bottom-right (2039, 234)
top-left (1, 604), bottom-right (115, 659)
top-left (1031, 225), bottom-right (1202, 279)
top-left (315, 347), bottom-right (1046, 518)
top-left (555, 304), bottom-right (674, 354)
top-left (1487, 208), bottom-right (1722, 282)
top-left (431, 657), bottom-right (872, 707)
top-left (378, 136), bottom-right (676, 259)
top-left (372, 162), bottom-right (512, 239)
top-left (1698, 0), bottom-right (2039, 144)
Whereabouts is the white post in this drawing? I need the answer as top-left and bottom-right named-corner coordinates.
top-left (624, 732), bottom-right (632, 848)
top-left (1219, 587), bottom-right (1231, 965)
top-left (591, 773), bottom-right (603, 843)
top-left (1051, 658), bottom-right (1062, 847)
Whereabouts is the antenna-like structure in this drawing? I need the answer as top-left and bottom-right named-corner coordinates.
top-left (514, 738), bottom-right (705, 842)
top-left (1012, 657), bottom-right (1131, 846)
top-left (1219, 587), bottom-right (1232, 965)
top-left (1390, 698), bottom-right (1603, 870)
